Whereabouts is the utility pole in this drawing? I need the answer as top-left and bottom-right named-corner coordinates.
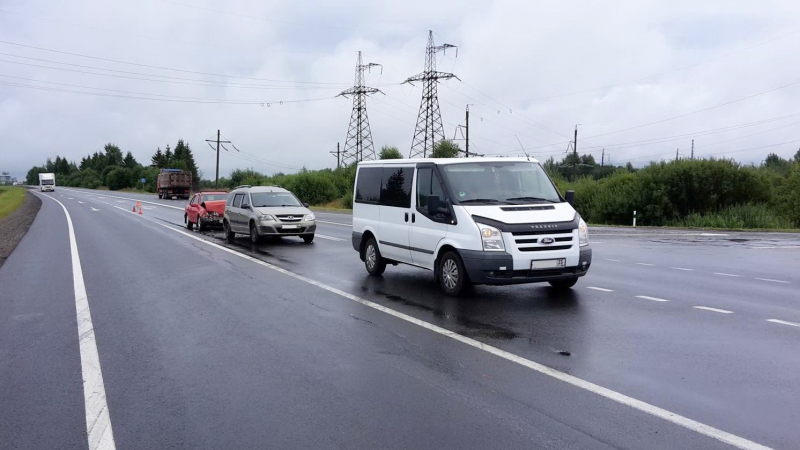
top-left (573, 124), bottom-right (580, 181)
top-left (691, 139), bottom-right (694, 159)
top-left (676, 148), bottom-right (680, 161)
top-left (338, 52), bottom-right (382, 166)
top-left (406, 31), bottom-right (459, 158)
top-left (601, 148), bottom-right (605, 167)
top-left (453, 104), bottom-right (472, 157)
top-left (330, 142), bottom-right (341, 168)
top-left (205, 130), bottom-right (232, 189)
top-left (465, 105), bottom-right (470, 157)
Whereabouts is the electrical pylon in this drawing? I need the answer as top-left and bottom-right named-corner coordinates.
top-left (338, 51), bottom-right (382, 166)
top-left (405, 31), bottom-right (459, 158)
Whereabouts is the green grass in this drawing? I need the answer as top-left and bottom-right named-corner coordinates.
top-left (0, 186), bottom-right (27, 220)
top-left (668, 204), bottom-right (797, 230)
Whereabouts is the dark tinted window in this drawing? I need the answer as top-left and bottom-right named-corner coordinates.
top-left (381, 166), bottom-right (413, 208)
top-left (416, 167), bottom-right (445, 209)
top-left (355, 167), bottom-right (382, 204)
top-left (233, 193), bottom-right (243, 207)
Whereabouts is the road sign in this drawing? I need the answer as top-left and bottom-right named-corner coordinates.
top-left (140, 178), bottom-right (146, 183)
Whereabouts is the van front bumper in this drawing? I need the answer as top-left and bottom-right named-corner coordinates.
top-left (461, 248), bottom-right (592, 285)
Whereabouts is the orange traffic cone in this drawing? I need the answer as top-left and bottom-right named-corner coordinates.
top-left (138, 207), bottom-right (142, 215)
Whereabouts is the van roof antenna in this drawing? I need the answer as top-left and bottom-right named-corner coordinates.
top-left (515, 134), bottom-right (530, 161)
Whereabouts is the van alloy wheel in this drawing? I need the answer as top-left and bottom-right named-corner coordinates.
top-left (364, 239), bottom-right (386, 276)
top-left (442, 259), bottom-right (458, 291)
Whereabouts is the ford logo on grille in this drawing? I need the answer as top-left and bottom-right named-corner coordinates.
top-left (540, 237), bottom-right (555, 245)
top-left (531, 224), bottom-right (558, 229)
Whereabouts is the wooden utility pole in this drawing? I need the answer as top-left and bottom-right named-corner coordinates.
top-left (572, 124), bottom-right (579, 181)
top-left (330, 142), bottom-right (341, 168)
top-left (205, 129), bottom-right (231, 188)
top-left (601, 148), bottom-right (605, 167)
top-left (691, 139), bottom-right (694, 159)
top-left (465, 105), bottom-right (470, 158)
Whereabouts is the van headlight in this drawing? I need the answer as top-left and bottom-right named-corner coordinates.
top-left (477, 223), bottom-right (505, 251)
top-left (579, 217), bottom-right (589, 247)
top-left (258, 214), bottom-right (276, 223)
top-left (303, 213), bottom-right (315, 222)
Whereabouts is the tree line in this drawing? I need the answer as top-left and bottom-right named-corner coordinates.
top-left (25, 140), bottom-right (200, 192)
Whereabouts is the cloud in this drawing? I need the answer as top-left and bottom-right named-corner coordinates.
top-left (2, 0), bottom-right (800, 179)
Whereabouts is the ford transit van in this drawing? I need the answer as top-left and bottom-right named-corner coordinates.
top-left (351, 158), bottom-right (592, 296)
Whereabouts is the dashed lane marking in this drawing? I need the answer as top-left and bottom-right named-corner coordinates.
top-left (317, 220), bottom-right (351, 227)
top-left (671, 267), bottom-right (693, 271)
top-left (315, 234), bottom-right (345, 242)
top-left (714, 273), bottom-right (740, 277)
top-left (635, 263), bottom-right (654, 266)
top-left (766, 319), bottom-right (800, 328)
top-left (636, 295), bottom-right (669, 302)
top-left (586, 286), bottom-right (614, 292)
top-left (755, 278), bottom-right (790, 284)
top-left (605, 258), bottom-right (622, 262)
top-left (694, 306), bottom-right (734, 314)
top-left (112, 204), bottom-right (772, 450)
top-left (60, 188), bottom-right (184, 211)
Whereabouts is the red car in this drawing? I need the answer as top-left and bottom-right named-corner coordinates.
top-left (185, 191), bottom-right (228, 231)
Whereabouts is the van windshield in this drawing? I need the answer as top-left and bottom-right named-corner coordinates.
top-left (251, 192), bottom-right (302, 207)
top-left (441, 161), bottom-right (561, 204)
top-left (41, 179), bottom-right (54, 185)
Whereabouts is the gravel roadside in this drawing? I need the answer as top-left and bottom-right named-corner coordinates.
top-left (0, 190), bottom-right (42, 268)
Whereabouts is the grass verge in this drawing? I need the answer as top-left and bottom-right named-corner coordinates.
top-left (0, 186), bottom-right (27, 220)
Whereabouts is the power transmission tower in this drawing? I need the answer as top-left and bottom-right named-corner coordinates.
top-left (205, 130), bottom-right (234, 189)
top-left (405, 31), bottom-right (459, 158)
top-left (338, 52), bottom-right (382, 167)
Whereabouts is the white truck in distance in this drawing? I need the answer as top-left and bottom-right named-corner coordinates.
top-left (39, 173), bottom-right (55, 192)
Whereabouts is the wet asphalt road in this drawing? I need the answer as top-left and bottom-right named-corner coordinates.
top-left (2, 187), bottom-right (799, 449)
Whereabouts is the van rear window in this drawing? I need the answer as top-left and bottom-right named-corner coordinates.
top-left (355, 167), bottom-right (382, 204)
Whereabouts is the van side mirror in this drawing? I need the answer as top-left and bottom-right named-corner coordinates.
top-left (565, 190), bottom-right (575, 206)
top-left (427, 195), bottom-right (441, 216)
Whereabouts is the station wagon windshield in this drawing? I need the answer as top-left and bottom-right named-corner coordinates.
top-left (251, 192), bottom-right (302, 207)
top-left (441, 161), bottom-right (561, 204)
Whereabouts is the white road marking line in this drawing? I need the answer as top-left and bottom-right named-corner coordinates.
top-left (750, 246), bottom-right (776, 249)
top-left (591, 241), bottom-right (604, 244)
top-left (117, 207), bottom-right (772, 450)
top-left (315, 234), bottom-right (345, 242)
top-left (700, 233), bottom-right (728, 236)
top-left (91, 207), bottom-right (101, 212)
top-left (694, 306), bottom-right (734, 314)
top-left (714, 273), bottom-right (740, 277)
top-left (38, 194), bottom-right (117, 449)
top-left (68, 197), bottom-right (74, 200)
top-left (635, 263), bottom-right (654, 266)
top-left (317, 220), bottom-right (351, 227)
top-left (755, 278), bottom-right (790, 284)
top-left (636, 295), bottom-right (669, 302)
top-left (60, 188), bottom-right (184, 211)
top-left (586, 286), bottom-right (614, 292)
top-left (605, 258), bottom-right (621, 262)
top-left (671, 267), bottom-right (693, 271)
top-left (78, 201), bottom-right (85, 204)
top-left (766, 319), bottom-right (800, 328)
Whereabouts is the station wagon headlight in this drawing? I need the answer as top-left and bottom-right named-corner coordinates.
top-left (477, 223), bottom-right (505, 251)
top-left (303, 213), bottom-right (315, 222)
top-left (579, 217), bottom-right (589, 247)
top-left (258, 214), bottom-right (276, 223)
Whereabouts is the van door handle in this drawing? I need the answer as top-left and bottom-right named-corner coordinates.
top-left (404, 212), bottom-right (409, 222)
top-left (412, 213), bottom-right (416, 223)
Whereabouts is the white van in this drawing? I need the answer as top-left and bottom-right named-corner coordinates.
top-left (39, 173), bottom-right (56, 192)
top-left (351, 158), bottom-right (592, 296)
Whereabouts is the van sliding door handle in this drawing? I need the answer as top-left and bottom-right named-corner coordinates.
top-left (404, 212), bottom-right (409, 222)
top-left (412, 213), bottom-right (416, 223)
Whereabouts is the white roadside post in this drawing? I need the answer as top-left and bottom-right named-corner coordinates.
top-left (633, 210), bottom-right (637, 227)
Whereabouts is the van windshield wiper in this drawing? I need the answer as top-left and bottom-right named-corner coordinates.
top-left (459, 198), bottom-right (509, 204)
top-left (505, 196), bottom-right (558, 203)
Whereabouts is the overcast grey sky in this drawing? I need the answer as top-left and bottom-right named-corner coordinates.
top-left (2, 0), bottom-right (800, 179)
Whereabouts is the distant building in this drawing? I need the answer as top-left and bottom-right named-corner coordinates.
top-left (0, 172), bottom-right (12, 185)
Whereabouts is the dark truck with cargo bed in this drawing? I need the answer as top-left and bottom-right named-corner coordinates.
top-left (157, 169), bottom-right (192, 199)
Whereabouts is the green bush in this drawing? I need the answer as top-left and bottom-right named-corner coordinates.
top-left (672, 204), bottom-right (796, 229)
top-left (106, 168), bottom-right (132, 190)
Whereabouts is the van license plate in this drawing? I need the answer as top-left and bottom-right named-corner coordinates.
top-left (282, 225), bottom-right (299, 229)
top-left (531, 259), bottom-right (566, 270)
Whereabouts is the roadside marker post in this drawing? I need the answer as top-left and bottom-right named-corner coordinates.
top-left (633, 210), bottom-right (637, 227)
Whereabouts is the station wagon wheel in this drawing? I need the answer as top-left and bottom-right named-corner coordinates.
top-left (249, 222), bottom-right (260, 244)
top-left (224, 221), bottom-right (234, 243)
top-left (364, 238), bottom-right (386, 276)
top-left (438, 251), bottom-right (469, 297)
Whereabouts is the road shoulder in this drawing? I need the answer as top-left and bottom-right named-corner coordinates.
top-left (0, 189), bottom-right (42, 268)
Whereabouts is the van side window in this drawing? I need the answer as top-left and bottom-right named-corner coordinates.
top-left (355, 167), bottom-right (382, 204)
top-left (416, 167), bottom-right (445, 209)
top-left (233, 193), bottom-right (243, 208)
top-left (380, 166), bottom-right (413, 208)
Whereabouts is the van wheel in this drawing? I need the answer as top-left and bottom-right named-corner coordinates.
top-left (364, 238), bottom-right (386, 276)
top-left (548, 278), bottom-right (578, 290)
top-left (438, 251), bottom-right (469, 296)
top-left (249, 223), bottom-right (260, 244)
top-left (224, 221), bottom-right (235, 243)
top-left (185, 214), bottom-right (193, 230)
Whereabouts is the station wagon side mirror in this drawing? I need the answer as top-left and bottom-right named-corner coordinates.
top-left (241, 202), bottom-right (250, 210)
top-left (427, 195), bottom-right (441, 216)
top-left (565, 190), bottom-right (575, 206)
top-left (303, 202), bottom-right (309, 208)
